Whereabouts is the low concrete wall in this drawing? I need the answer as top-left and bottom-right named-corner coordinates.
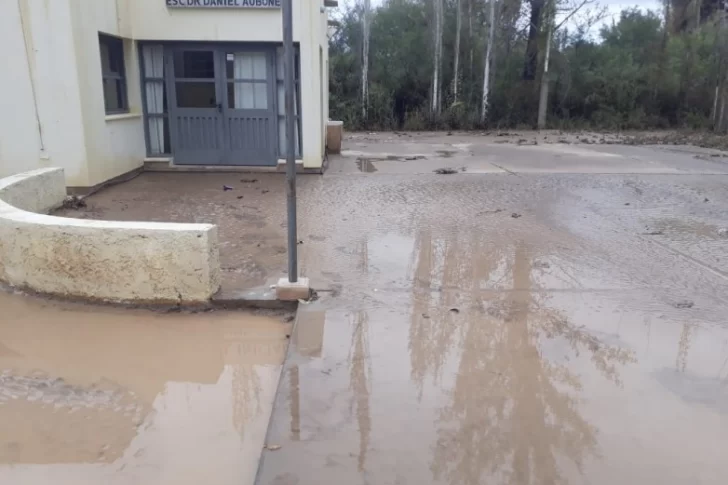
top-left (0, 168), bottom-right (220, 303)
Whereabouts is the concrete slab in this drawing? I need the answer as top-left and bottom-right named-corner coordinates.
top-left (275, 277), bottom-right (311, 301)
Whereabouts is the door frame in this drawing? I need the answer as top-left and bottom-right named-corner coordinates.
top-left (166, 42), bottom-right (279, 166)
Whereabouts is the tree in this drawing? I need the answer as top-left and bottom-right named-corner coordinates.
top-left (452, 0), bottom-right (463, 103)
top-left (431, 0), bottom-right (445, 115)
top-left (481, 0), bottom-right (496, 122)
top-left (537, 0), bottom-right (604, 129)
top-left (361, 0), bottom-right (371, 119)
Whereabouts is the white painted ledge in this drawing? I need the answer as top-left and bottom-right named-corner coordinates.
top-left (105, 112), bottom-right (143, 122)
top-left (0, 168), bottom-right (221, 304)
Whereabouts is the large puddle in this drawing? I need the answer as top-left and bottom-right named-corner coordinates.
top-left (0, 292), bottom-right (291, 485)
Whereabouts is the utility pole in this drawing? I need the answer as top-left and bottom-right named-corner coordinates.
top-left (283, 0), bottom-right (297, 283)
top-left (276, 0), bottom-right (310, 301)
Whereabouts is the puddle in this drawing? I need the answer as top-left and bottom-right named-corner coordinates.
top-left (356, 158), bottom-right (379, 173)
top-left (0, 291), bottom-right (290, 485)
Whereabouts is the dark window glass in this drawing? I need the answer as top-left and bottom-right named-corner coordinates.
top-left (174, 51), bottom-right (215, 79)
top-left (99, 34), bottom-right (128, 114)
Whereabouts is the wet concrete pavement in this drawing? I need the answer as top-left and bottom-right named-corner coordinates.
top-left (257, 135), bottom-right (728, 485)
top-left (0, 291), bottom-right (292, 485)
top-left (43, 133), bottom-right (728, 483)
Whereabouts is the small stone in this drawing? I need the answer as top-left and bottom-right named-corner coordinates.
top-left (449, 308), bottom-right (460, 314)
top-left (674, 300), bottom-right (694, 309)
top-left (511, 213), bottom-right (522, 219)
top-left (718, 228), bottom-right (728, 238)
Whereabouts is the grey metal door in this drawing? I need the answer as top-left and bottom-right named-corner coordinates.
top-left (168, 47), bottom-right (224, 165)
top-left (221, 48), bottom-right (277, 166)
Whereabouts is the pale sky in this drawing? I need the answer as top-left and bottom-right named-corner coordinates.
top-left (362, 0), bottom-right (663, 36)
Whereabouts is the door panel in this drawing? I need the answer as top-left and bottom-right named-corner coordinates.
top-left (169, 48), bottom-right (223, 165)
top-left (222, 50), bottom-right (277, 166)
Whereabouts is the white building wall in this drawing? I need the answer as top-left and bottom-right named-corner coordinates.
top-left (69, 0), bottom-right (146, 187)
top-left (0, 0), bottom-right (89, 186)
top-left (0, 0), bottom-right (330, 187)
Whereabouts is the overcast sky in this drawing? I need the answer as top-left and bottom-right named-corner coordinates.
top-left (362, 0), bottom-right (663, 35)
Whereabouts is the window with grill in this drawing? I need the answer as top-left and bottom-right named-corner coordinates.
top-left (99, 34), bottom-right (128, 114)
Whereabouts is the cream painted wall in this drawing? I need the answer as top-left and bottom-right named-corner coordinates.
top-left (1, 0), bottom-right (331, 187)
top-left (0, 0), bottom-right (89, 185)
top-left (69, 0), bottom-right (146, 187)
top-left (129, 0), bottom-right (303, 42)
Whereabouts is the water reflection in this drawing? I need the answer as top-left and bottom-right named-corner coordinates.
top-left (408, 233), bottom-right (635, 484)
top-left (0, 295), bottom-right (288, 485)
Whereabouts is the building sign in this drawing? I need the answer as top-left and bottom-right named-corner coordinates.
top-left (166, 0), bottom-right (281, 8)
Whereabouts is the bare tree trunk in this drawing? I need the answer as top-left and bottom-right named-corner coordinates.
top-left (452, 0), bottom-right (462, 103)
top-left (431, 0), bottom-right (444, 115)
top-left (713, 84), bottom-right (721, 123)
top-left (468, 0), bottom-right (473, 79)
top-left (481, 0), bottom-right (496, 123)
top-left (537, 21), bottom-right (553, 129)
top-left (523, 0), bottom-right (545, 80)
top-left (361, 0), bottom-right (371, 120)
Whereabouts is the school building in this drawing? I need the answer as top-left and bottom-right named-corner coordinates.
top-left (0, 0), bottom-right (335, 189)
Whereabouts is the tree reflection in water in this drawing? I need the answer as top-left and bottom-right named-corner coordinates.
top-left (409, 231), bottom-right (635, 485)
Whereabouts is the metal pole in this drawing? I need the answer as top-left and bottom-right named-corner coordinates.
top-left (282, 0), bottom-right (298, 283)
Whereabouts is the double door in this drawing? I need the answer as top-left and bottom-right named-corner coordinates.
top-left (168, 45), bottom-right (277, 166)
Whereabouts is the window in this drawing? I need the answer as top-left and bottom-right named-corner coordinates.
top-left (141, 45), bottom-right (170, 155)
top-left (99, 34), bottom-right (128, 114)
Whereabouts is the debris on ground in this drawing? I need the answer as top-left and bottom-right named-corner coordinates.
top-left (240, 178), bottom-right (258, 183)
top-left (297, 240), bottom-right (304, 245)
top-left (624, 202), bottom-right (631, 206)
top-left (422, 313), bottom-right (430, 319)
top-left (433, 167), bottom-right (458, 174)
top-left (223, 185), bottom-right (234, 191)
top-left (262, 189), bottom-right (270, 194)
top-left (449, 308), bottom-right (460, 314)
top-left (404, 155), bottom-right (427, 161)
top-left (704, 198), bottom-right (710, 203)
top-left (674, 300), bottom-right (694, 309)
top-left (237, 196), bottom-right (244, 199)
top-left (533, 261), bottom-right (551, 269)
top-left (511, 213), bottom-right (522, 219)
top-left (460, 166), bottom-right (467, 172)
top-left (283, 315), bottom-right (295, 323)
top-left (478, 209), bottom-right (504, 215)
top-left (309, 290), bottom-right (320, 302)
top-left (61, 195), bottom-right (87, 210)
top-left (718, 228), bottom-right (728, 238)
top-left (264, 445), bottom-right (282, 451)
top-left (643, 229), bottom-right (664, 236)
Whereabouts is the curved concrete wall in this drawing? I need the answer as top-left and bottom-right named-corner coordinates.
top-left (0, 168), bottom-right (220, 303)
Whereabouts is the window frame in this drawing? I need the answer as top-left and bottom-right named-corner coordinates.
top-left (99, 33), bottom-right (129, 115)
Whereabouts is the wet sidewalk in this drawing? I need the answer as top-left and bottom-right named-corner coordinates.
top-left (0, 292), bottom-right (292, 485)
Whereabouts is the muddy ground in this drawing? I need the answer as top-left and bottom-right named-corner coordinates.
top-left (0, 291), bottom-right (292, 485)
top-left (42, 131), bottom-right (728, 485)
